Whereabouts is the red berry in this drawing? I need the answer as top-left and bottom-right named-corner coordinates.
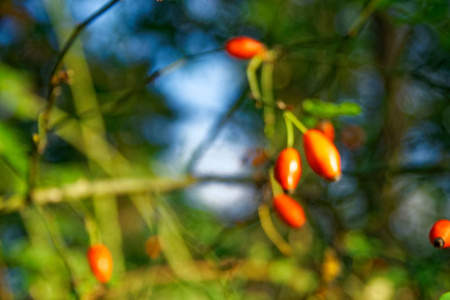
top-left (429, 219), bottom-right (450, 249)
top-left (274, 148), bottom-right (302, 192)
top-left (87, 244), bottom-right (113, 283)
top-left (303, 129), bottom-right (341, 181)
top-left (273, 194), bottom-right (306, 228)
top-left (225, 36), bottom-right (266, 59)
top-left (316, 120), bottom-right (335, 142)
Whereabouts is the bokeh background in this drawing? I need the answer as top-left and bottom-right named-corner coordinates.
top-left (0, 0), bottom-right (450, 299)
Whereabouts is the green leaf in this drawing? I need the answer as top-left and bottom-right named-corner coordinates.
top-left (439, 292), bottom-right (450, 300)
top-left (302, 99), bottom-right (362, 118)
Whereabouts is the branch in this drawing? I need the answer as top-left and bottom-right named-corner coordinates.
top-left (1, 175), bottom-right (257, 213)
top-left (47, 0), bottom-right (122, 88)
top-left (347, 0), bottom-right (383, 37)
top-left (102, 48), bottom-right (222, 114)
top-left (38, 0), bottom-right (123, 153)
top-left (185, 90), bottom-right (248, 173)
top-left (308, 0), bottom-right (382, 96)
top-left (50, 48), bottom-right (222, 131)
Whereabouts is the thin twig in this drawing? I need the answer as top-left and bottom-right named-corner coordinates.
top-left (308, 0), bottom-right (382, 97)
top-left (47, 0), bottom-right (122, 88)
top-left (50, 48), bottom-right (222, 131)
top-left (185, 90), bottom-right (248, 173)
top-left (347, 0), bottom-right (383, 37)
top-left (1, 175), bottom-right (257, 213)
top-left (39, 0), bottom-right (123, 153)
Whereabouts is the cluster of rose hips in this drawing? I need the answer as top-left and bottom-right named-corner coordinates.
top-left (226, 37), bottom-right (450, 250)
top-left (226, 36), bottom-right (341, 230)
top-left (84, 36), bottom-right (449, 285)
top-left (272, 123), bottom-right (341, 229)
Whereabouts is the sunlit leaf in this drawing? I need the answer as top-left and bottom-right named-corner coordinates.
top-left (302, 99), bottom-right (362, 118)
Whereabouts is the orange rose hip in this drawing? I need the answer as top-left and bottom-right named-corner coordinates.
top-left (87, 244), bottom-right (113, 284)
top-left (273, 194), bottom-right (306, 228)
top-left (429, 219), bottom-right (450, 249)
top-left (225, 36), bottom-right (266, 59)
top-left (274, 148), bottom-right (302, 192)
top-left (303, 129), bottom-right (341, 181)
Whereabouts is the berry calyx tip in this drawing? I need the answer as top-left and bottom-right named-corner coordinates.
top-left (434, 237), bottom-right (445, 249)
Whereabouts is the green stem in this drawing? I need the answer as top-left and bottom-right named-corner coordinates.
top-left (85, 214), bottom-right (100, 245)
top-left (283, 111), bottom-right (308, 134)
top-left (258, 204), bottom-right (292, 256)
top-left (269, 167), bottom-right (283, 197)
top-left (261, 60), bottom-right (276, 145)
top-left (246, 56), bottom-right (263, 100)
top-left (284, 116), bottom-right (294, 148)
top-left (186, 92), bottom-right (247, 173)
top-left (261, 62), bottom-right (274, 104)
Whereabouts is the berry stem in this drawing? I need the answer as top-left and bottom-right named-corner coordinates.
top-left (284, 111), bottom-right (308, 134)
top-left (246, 56), bottom-right (263, 101)
top-left (269, 166), bottom-right (284, 197)
top-left (261, 58), bottom-right (276, 146)
top-left (85, 214), bottom-right (101, 246)
top-left (284, 115), bottom-right (294, 148)
top-left (258, 204), bottom-right (292, 256)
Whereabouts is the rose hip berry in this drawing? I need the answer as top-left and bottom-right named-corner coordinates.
top-left (274, 148), bottom-right (302, 192)
top-left (429, 219), bottom-right (450, 249)
top-left (273, 194), bottom-right (306, 228)
top-left (225, 36), bottom-right (266, 59)
top-left (87, 244), bottom-right (113, 284)
top-left (303, 129), bottom-right (341, 181)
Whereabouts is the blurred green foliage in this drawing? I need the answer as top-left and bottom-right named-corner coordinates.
top-left (0, 0), bottom-right (449, 299)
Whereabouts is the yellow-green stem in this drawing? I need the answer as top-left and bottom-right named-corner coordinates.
top-left (261, 60), bottom-right (275, 144)
top-left (284, 116), bottom-right (294, 148)
top-left (284, 111), bottom-right (308, 134)
top-left (246, 56), bottom-right (263, 100)
top-left (258, 204), bottom-right (292, 256)
top-left (85, 214), bottom-right (100, 245)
